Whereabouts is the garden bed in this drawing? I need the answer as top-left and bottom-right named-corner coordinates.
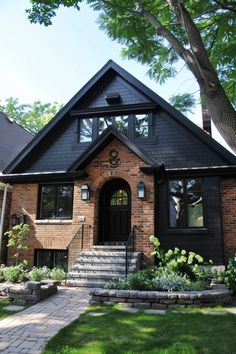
top-left (90, 283), bottom-right (231, 308)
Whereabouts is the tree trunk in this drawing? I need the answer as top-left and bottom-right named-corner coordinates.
top-left (202, 85), bottom-right (236, 152)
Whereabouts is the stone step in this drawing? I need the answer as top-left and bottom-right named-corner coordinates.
top-left (66, 279), bottom-right (107, 288)
top-left (73, 257), bottom-right (138, 265)
top-left (71, 264), bottom-right (136, 272)
top-left (93, 245), bottom-right (126, 252)
top-left (78, 251), bottom-right (141, 257)
top-left (68, 272), bottom-right (125, 280)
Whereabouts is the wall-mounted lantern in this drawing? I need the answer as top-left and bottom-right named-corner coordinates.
top-left (11, 213), bottom-right (27, 226)
top-left (81, 184), bottom-right (90, 201)
top-left (137, 181), bottom-right (146, 199)
top-left (19, 213), bottom-right (27, 224)
top-left (11, 214), bottom-right (19, 226)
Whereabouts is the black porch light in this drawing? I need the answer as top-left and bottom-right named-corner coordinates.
top-left (137, 181), bottom-right (146, 199)
top-left (11, 213), bottom-right (19, 226)
top-left (81, 184), bottom-right (90, 201)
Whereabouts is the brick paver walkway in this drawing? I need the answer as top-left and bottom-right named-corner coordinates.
top-left (0, 287), bottom-right (90, 354)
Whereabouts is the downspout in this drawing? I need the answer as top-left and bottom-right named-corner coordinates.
top-left (0, 183), bottom-right (10, 259)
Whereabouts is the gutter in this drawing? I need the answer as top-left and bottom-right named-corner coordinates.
top-left (0, 182), bottom-right (12, 260)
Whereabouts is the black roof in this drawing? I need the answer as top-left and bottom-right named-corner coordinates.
top-left (3, 60), bottom-right (236, 174)
top-left (0, 112), bottom-right (32, 171)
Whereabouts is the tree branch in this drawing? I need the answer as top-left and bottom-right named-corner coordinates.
top-left (135, 5), bottom-right (200, 80)
top-left (165, 0), bottom-right (221, 93)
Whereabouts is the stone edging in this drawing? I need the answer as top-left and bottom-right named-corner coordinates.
top-left (0, 280), bottom-right (58, 305)
top-left (89, 284), bottom-right (232, 309)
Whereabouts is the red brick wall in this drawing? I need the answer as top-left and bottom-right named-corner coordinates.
top-left (221, 178), bottom-right (236, 260)
top-left (9, 138), bottom-right (155, 268)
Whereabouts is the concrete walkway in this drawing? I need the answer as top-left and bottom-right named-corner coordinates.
top-left (0, 287), bottom-right (90, 354)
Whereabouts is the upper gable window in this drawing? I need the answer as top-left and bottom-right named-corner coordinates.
top-left (78, 112), bottom-right (152, 143)
top-left (99, 115), bottom-right (128, 136)
top-left (80, 118), bottom-right (93, 142)
top-left (135, 114), bottom-right (149, 138)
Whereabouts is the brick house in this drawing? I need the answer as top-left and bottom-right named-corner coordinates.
top-left (1, 61), bottom-right (236, 286)
top-left (0, 112), bottom-right (32, 263)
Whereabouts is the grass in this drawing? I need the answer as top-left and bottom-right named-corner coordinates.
top-left (43, 305), bottom-right (236, 354)
top-left (0, 299), bottom-right (14, 320)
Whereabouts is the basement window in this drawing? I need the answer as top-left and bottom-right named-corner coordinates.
top-left (35, 249), bottom-right (67, 270)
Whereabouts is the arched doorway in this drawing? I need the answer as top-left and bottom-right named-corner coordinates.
top-left (99, 179), bottom-right (131, 243)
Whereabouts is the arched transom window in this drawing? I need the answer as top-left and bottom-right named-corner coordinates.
top-left (110, 189), bottom-right (128, 206)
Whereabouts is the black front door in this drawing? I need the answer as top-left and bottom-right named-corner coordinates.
top-left (99, 179), bottom-right (131, 243)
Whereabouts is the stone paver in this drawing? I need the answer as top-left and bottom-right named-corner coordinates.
top-left (3, 305), bottom-right (25, 312)
top-left (0, 287), bottom-right (90, 354)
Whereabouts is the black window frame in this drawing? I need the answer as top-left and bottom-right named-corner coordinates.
top-left (168, 178), bottom-right (206, 230)
top-left (37, 183), bottom-right (74, 220)
top-left (34, 249), bottom-right (68, 270)
top-left (77, 111), bottom-right (153, 143)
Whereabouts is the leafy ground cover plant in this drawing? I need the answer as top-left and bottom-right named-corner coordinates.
top-left (50, 268), bottom-right (65, 281)
top-left (2, 264), bottom-right (28, 283)
top-left (28, 266), bottom-right (51, 282)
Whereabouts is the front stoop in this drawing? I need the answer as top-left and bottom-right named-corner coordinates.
top-left (66, 247), bottom-right (142, 288)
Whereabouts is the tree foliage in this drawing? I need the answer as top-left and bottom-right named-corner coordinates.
top-left (0, 97), bottom-right (62, 134)
top-left (26, 1), bottom-right (236, 151)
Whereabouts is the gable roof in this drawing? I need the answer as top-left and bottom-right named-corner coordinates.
top-left (3, 60), bottom-right (236, 174)
top-left (68, 126), bottom-right (158, 171)
top-left (0, 112), bottom-right (33, 171)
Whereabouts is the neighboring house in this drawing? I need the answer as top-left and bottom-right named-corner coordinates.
top-left (1, 61), bottom-right (236, 285)
top-left (0, 112), bottom-right (32, 263)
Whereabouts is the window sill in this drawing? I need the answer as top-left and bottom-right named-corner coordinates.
top-left (35, 219), bottom-right (73, 225)
top-left (168, 228), bottom-right (208, 235)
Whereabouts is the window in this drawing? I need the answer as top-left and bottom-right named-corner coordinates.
top-left (110, 189), bottom-right (128, 206)
top-left (169, 179), bottom-right (204, 228)
top-left (38, 184), bottom-right (73, 219)
top-left (35, 249), bottom-right (67, 270)
top-left (78, 112), bottom-right (152, 142)
top-left (80, 118), bottom-right (93, 142)
top-left (98, 115), bottom-right (128, 136)
top-left (135, 114), bottom-right (149, 138)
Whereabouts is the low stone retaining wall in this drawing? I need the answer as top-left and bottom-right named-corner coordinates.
top-left (0, 280), bottom-right (58, 305)
top-left (90, 284), bottom-right (231, 308)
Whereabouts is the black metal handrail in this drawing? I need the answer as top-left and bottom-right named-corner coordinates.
top-left (125, 225), bottom-right (137, 278)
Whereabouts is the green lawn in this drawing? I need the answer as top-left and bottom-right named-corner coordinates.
top-left (0, 299), bottom-right (14, 320)
top-left (43, 306), bottom-right (236, 354)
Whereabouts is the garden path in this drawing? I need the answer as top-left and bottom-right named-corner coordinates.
top-left (0, 287), bottom-right (90, 354)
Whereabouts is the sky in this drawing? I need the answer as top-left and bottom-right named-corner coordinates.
top-left (0, 0), bottom-right (233, 152)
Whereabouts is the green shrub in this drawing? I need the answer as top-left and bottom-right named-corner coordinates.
top-left (3, 264), bottom-right (28, 283)
top-left (105, 277), bottom-right (129, 290)
top-left (150, 235), bottom-right (208, 281)
top-left (50, 268), bottom-right (65, 281)
top-left (215, 257), bottom-right (236, 295)
top-left (28, 266), bottom-right (50, 282)
top-left (152, 270), bottom-right (191, 291)
top-left (125, 270), bottom-right (154, 290)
